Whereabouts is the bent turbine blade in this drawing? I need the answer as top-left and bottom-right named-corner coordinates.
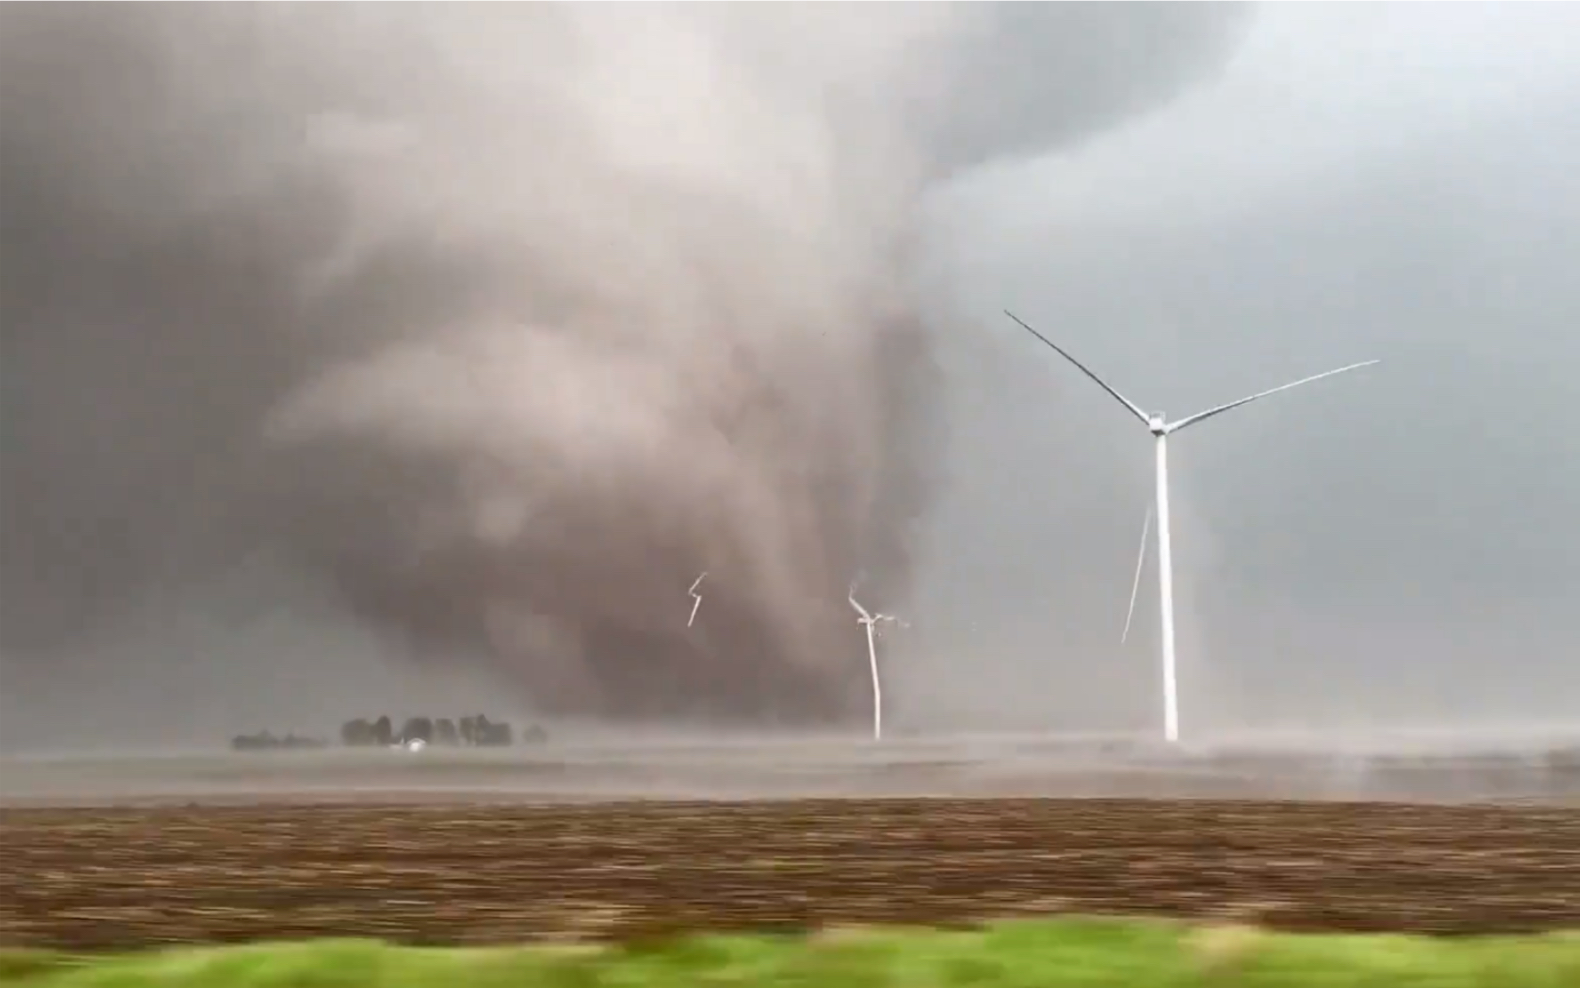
top-left (686, 571), bottom-right (707, 627)
top-left (848, 590), bottom-right (872, 622)
top-left (1122, 504), bottom-right (1153, 645)
top-left (1003, 311), bottom-right (1151, 426)
top-left (1165, 360), bottom-right (1380, 434)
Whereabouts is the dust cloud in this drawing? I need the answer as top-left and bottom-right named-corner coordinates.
top-left (0, 4), bottom-right (1248, 744)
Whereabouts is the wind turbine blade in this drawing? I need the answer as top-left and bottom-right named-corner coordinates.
top-left (1122, 504), bottom-right (1152, 645)
top-left (1003, 311), bottom-right (1150, 426)
top-left (1165, 360), bottom-right (1380, 434)
top-left (848, 590), bottom-right (872, 622)
top-left (686, 571), bottom-right (707, 627)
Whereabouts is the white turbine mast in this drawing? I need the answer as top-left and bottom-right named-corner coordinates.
top-left (847, 585), bottom-right (900, 742)
top-left (1003, 310), bottom-right (1379, 744)
top-left (686, 571), bottom-right (707, 628)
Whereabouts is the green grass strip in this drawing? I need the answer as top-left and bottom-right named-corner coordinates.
top-left (4, 918), bottom-right (1579, 987)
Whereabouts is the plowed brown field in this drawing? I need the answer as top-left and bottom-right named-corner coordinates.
top-left (3, 799), bottom-right (1578, 950)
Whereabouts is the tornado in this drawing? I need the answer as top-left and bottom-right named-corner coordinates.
top-left (0, 4), bottom-right (1248, 728)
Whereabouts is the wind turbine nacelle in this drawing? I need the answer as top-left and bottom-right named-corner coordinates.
top-left (1148, 412), bottom-right (1168, 434)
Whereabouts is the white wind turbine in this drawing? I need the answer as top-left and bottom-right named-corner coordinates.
top-left (848, 586), bottom-right (900, 741)
top-left (1004, 311), bottom-right (1379, 744)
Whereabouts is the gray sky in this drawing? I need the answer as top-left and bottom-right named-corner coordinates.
top-left (906, 2), bottom-right (1580, 734)
top-left (3, 3), bottom-right (1576, 747)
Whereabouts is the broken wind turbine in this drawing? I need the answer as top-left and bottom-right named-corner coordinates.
top-left (1004, 310), bottom-right (1379, 744)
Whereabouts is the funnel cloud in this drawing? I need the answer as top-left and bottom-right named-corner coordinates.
top-left (0, 4), bottom-right (1248, 742)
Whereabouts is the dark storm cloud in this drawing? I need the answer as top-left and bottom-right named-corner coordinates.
top-left (0, 3), bottom-right (1248, 745)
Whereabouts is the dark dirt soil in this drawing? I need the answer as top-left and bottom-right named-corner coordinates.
top-left (3, 799), bottom-right (1578, 949)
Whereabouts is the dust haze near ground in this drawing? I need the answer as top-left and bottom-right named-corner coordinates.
top-left (0, 4), bottom-right (1250, 747)
top-left (4, 730), bottom-right (1578, 806)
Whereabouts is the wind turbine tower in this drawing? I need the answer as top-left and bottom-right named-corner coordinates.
top-left (848, 587), bottom-right (899, 741)
top-left (1004, 311), bottom-right (1379, 744)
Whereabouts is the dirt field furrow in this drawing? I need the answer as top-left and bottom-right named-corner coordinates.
top-left (3, 799), bottom-right (1578, 949)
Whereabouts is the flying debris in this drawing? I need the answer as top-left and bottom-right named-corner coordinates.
top-left (1003, 310), bottom-right (1379, 744)
top-left (1121, 505), bottom-right (1153, 646)
top-left (687, 571), bottom-right (708, 629)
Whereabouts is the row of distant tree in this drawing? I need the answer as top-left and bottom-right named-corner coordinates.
top-left (229, 731), bottom-right (327, 752)
top-left (341, 714), bottom-right (542, 747)
top-left (230, 714), bottom-right (548, 751)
